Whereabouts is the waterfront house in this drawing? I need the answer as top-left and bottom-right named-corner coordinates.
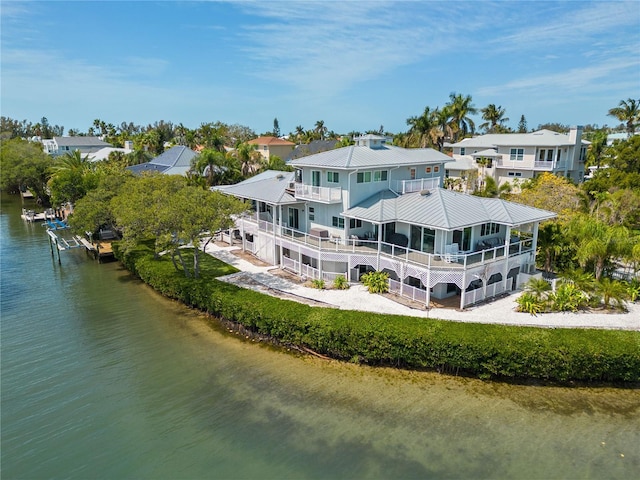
top-left (126, 146), bottom-right (198, 176)
top-left (247, 136), bottom-right (296, 160)
top-left (448, 126), bottom-right (589, 187)
top-left (215, 135), bottom-right (556, 309)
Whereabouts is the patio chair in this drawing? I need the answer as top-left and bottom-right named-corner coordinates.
top-left (444, 243), bottom-right (459, 263)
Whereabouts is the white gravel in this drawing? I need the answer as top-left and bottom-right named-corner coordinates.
top-left (204, 243), bottom-right (640, 331)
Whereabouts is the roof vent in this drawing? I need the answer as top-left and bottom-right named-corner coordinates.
top-left (420, 189), bottom-right (431, 196)
top-left (276, 174), bottom-right (284, 179)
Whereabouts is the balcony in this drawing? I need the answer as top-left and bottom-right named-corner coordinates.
top-left (392, 177), bottom-right (440, 194)
top-left (294, 183), bottom-right (342, 203)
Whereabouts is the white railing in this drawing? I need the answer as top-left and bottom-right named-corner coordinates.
top-left (388, 279), bottom-right (428, 304)
top-left (533, 161), bottom-right (555, 170)
top-left (392, 177), bottom-right (440, 194)
top-left (281, 256), bottom-right (346, 282)
top-left (294, 183), bottom-right (342, 203)
top-left (463, 281), bottom-right (506, 307)
top-left (237, 218), bottom-right (533, 271)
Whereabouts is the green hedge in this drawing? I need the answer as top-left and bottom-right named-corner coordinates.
top-left (114, 242), bottom-right (640, 383)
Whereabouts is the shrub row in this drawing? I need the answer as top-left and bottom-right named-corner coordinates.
top-left (115, 243), bottom-right (640, 383)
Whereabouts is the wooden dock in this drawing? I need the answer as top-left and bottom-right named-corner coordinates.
top-left (76, 236), bottom-right (114, 262)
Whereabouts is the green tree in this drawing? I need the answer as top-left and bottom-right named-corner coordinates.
top-left (232, 142), bottom-right (263, 177)
top-left (314, 120), bottom-right (327, 140)
top-left (568, 214), bottom-right (632, 280)
top-left (596, 278), bottom-right (628, 310)
top-left (480, 104), bottom-right (509, 133)
top-left (406, 106), bottom-right (441, 148)
top-left (586, 130), bottom-right (608, 170)
top-left (273, 118), bottom-right (280, 138)
top-left (446, 92), bottom-right (477, 141)
top-left (515, 172), bottom-right (585, 220)
top-left (192, 149), bottom-right (241, 186)
top-left (48, 150), bottom-right (99, 205)
top-left (608, 98), bottom-right (640, 135)
top-left (517, 115), bottom-right (527, 133)
top-left (0, 137), bottom-right (53, 203)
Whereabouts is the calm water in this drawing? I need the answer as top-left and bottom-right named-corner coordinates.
top-left (1, 192), bottom-right (639, 479)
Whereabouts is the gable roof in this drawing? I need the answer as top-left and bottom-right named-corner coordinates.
top-left (290, 144), bottom-right (451, 169)
top-left (213, 170), bottom-right (297, 205)
top-left (450, 129), bottom-right (588, 148)
top-left (343, 188), bottom-right (556, 230)
top-left (248, 136), bottom-right (295, 147)
top-left (126, 146), bottom-right (197, 176)
top-left (54, 136), bottom-right (111, 148)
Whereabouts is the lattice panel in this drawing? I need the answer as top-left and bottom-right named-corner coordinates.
top-left (321, 252), bottom-right (349, 262)
top-left (427, 270), bottom-right (464, 288)
top-left (380, 257), bottom-right (403, 277)
top-left (349, 255), bottom-right (377, 269)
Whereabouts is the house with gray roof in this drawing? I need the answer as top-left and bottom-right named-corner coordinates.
top-left (126, 146), bottom-right (198, 176)
top-left (449, 126), bottom-right (589, 187)
top-left (215, 135), bottom-right (555, 309)
top-left (42, 136), bottom-right (112, 156)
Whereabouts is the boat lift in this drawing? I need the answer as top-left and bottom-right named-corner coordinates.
top-left (46, 229), bottom-right (82, 264)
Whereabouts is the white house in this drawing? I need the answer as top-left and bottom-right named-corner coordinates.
top-left (42, 136), bottom-right (112, 156)
top-left (448, 126), bottom-right (589, 187)
top-left (215, 135), bottom-right (556, 309)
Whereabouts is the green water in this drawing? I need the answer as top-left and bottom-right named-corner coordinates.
top-left (1, 192), bottom-right (638, 479)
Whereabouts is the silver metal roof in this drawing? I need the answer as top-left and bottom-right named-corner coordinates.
top-left (213, 170), bottom-right (298, 205)
top-left (290, 144), bottom-right (451, 169)
top-left (343, 188), bottom-right (556, 229)
top-left (450, 129), bottom-right (589, 148)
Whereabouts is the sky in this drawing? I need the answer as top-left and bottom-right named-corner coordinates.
top-left (1, 0), bottom-right (639, 136)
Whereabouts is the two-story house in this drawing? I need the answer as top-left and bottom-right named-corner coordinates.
top-left (42, 136), bottom-right (112, 156)
top-left (215, 135), bottom-right (556, 309)
top-left (247, 136), bottom-right (296, 160)
top-left (448, 126), bottom-right (589, 188)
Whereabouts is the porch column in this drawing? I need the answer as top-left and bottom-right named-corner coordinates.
top-left (426, 268), bottom-right (432, 309)
top-left (376, 224), bottom-right (382, 271)
top-left (460, 271), bottom-right (467, 310)
top-left (240, 218), bottom-right (245, 252)
top-left (503, 226), bottom-right (511, 292)
top-left (272, 205), bottom-right (277, 264)
top-left (531, 222), bottom-right (540, 273)
top-left (278, 205), bottom-right (283, 268)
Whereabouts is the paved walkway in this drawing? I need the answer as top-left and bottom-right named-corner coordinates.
top-left (203, 242), bottom-right (640, 331)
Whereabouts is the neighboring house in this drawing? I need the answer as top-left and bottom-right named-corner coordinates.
top-left (42, 136), bottom-right (112, 156)
top-left (247, 136), bottom-right (296, 160)
top-left (443, 157), bottom-right (475, 191)
top-left (215, 135), bottom-right (556, 309)
top-left (286, 139), bottom-right (340, 162)
top-left (86, 141), bottom-right (134, 162)
top-left (126, 146), bottom-right (198, 176)
top-left (449, 126), bottom-right (589, 186)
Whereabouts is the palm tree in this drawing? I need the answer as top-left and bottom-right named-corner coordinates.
top-left (232, 142), bottom-right (263, 177)
top-left (596, 278), bottom-right (628, 309)
top-left (446, 93), bottom-right (477, 141)
top-left (294, 125), bottom-right (305, 144)
top-left (569, 214), bottom-right (632, 280)
top-left (608, 98), bottom-right (640, 135)
top-left (406, 106), bottom-right (438, 148)
top-left (586, 130), bottom-right (608, 170)
top-left (480, 104), bottom-right (509, 133)
top-left (314, 120), bottom-right (327, 140)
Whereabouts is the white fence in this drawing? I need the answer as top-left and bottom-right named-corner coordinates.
top-left (388, 279), bottom-right (428, 304)
top-left (463, 281), bottom-right (506, 307)
top-left (281, 256), bottom-right (346, 282)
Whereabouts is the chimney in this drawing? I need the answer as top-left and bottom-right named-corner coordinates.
top-left (568, 125), bottom-right (583, 145)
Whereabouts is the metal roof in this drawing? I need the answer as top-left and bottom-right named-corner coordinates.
top-left (54, 136), bottom-right (111, 147)
top-left (450, 129), bottom-right (589, 148)
top-left (444, 157), bottom-right (474, 170)
top-left (213, 170), bottom-right (298, 205)
top-left (125, 146), bottom-right (197, 176)
top-left (289, 144), bottom-right (451, 169)
top-left (343, 188), bottom-right (556, 230)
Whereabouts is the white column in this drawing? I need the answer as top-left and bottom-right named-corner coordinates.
top-left (503, 226), bottom-right (511, 292)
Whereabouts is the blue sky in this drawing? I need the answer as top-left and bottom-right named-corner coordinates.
top-left (2, 0), bottom-right (639, 136)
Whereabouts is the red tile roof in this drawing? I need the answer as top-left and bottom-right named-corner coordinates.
top-left (247, 136), bottom-right (295, 146)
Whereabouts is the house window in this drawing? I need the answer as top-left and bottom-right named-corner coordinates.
top-left (538, 149), bottom-right (545, 161)
top-left (510, 148), bottom-right (524, 161)
top-left (357, 172), bottom-right (372, 183)
top-left (327, 171), bottom-right (339, 183)
top-left (312, 170), bottom-right (321, 186)
top-left (460, 147), bottom-right (466, 155)
top-left (372, 170), bottom-right (388, 182)
top-left (332, 216), bottom-right (344, 228)
top-left (547, 149), bottom-right (554, 162)
top-left (434, 166), bottom-right (439, 173)
top-left (507, 171), bottom-right (522, 177)
top-left (426, 167), bottom-right (432, 173)
top-left (308, 207), bottom-right (315, 221)
top-left (349, 218), bottom-right (362, 228)
top-left (480, 222), bottom-right (500, 236)
top-left (410, 168), bottom-right (416, 180)
top-left (453, 227), bottom-right (471, 252)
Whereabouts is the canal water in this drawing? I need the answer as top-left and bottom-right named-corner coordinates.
top-left (1, 192), bottom-right (638, 479)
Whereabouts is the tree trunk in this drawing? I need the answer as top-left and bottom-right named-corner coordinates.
top-left (175, 248), bottom-right (191, 278)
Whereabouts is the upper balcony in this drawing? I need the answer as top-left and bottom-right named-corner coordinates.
top-left (294, 183), bottom-right (342, 204)
top-left (391, 177), bottom-right (440, 195)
